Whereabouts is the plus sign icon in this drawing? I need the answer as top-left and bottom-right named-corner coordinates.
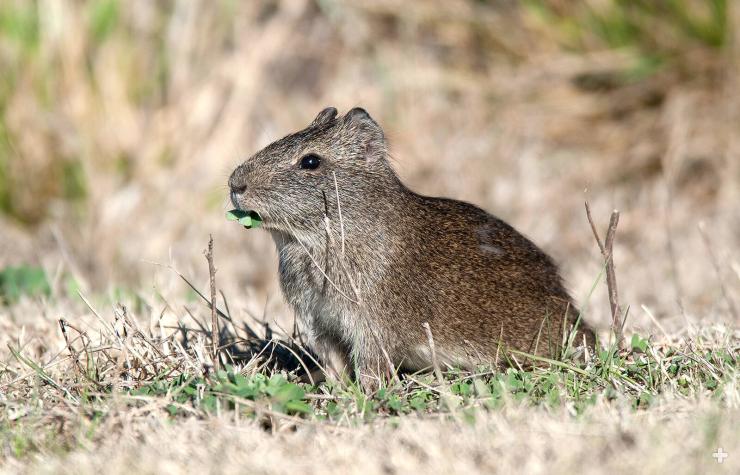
top-left (712, 447), bottom-right (729, 464)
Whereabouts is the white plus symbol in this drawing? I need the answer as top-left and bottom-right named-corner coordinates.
top-left (713, 447), bottom-right (728, 464)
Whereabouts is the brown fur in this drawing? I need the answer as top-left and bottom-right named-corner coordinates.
top-left (229, 107), bottom-right (595, 391)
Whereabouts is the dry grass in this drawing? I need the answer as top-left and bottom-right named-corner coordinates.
top-left (0, 287), bottom-right (737, 474)
top-left (1, 0), bottom-right (739, 473)
top-left (4, 403), bottom-right (739, 475)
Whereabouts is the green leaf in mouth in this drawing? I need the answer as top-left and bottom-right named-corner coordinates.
top-left (226, 209), bottom-right (263, 229)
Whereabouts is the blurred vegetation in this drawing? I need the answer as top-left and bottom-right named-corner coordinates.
top-left (528, 0), bottom-right (728, 51)
top-left (0, 266), bottom-right (51, 304)
top-left (0, 0), bottom-right (733, 224)
top-left (0, 0), bottom-right (142, 224)
top-left (526, 0), bottom-right (729, 83)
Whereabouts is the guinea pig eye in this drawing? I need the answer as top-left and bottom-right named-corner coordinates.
top-left (299, 154), bottom-right (321, 170)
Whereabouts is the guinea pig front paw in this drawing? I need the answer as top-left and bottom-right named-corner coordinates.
top-left (357, 369), bottom-right (382, 395)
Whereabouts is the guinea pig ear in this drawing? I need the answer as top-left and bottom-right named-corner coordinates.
top-left (343, 107), bottom-right (386, 160)
top-left (311, 107), bottom-right (338, 127)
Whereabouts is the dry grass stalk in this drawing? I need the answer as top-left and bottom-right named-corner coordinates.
top-left (58, 319), bottom-right (83, 377)
top-left (422, 322), bottom-right (445, 385)
top-left (697, 222), bottom-right (739, 321)
top-left (422, 321), bottom-right (459, 412)
top-left (204, 235), bottom-right (220, 373)
top-left (585, 202), bottom-right (625, 348)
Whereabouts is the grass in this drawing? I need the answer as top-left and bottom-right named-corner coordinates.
top-left (0, 260), bottom-right (737, 472)
top-left (1, 273), bottom-right (737, 467)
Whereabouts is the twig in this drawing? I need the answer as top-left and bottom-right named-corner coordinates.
top-left (585, 202), bottom-right (624, 348)
top-left (204, 235), bottom-right (220, 373)
top-left (58, 319), bottom-right (85, 377)
top-left (142, 259), bottom-right (260, 338)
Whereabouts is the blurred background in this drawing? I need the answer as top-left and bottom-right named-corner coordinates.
top-left (0, 0), bottom-right (738, 333)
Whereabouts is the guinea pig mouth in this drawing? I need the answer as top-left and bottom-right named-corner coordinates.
top-left (230, 191), bottom-right (264, 219)
top-left (226, 209), bottom-right (263, 229)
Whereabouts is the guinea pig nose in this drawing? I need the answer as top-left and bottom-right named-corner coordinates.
top-left (229, 180), bottom-right (247, 207)
top-left (230, 183), bottom-right (247, 194)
